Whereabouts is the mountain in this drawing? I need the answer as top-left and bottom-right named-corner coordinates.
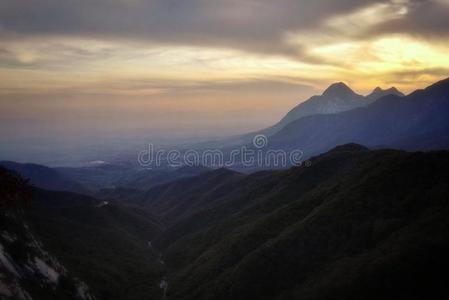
top-left (3, 145), bottom-right (449, 299)
top-left (253, 82), bottom-right (366, 137)
top-left (207, 82), bottom-right (404, 149)
top-left (273, 83), bottom-right (404, 134)
top-left (0, 161), bottom-right (87, 193)
top-left (0, 166), bottom-right (166, 300)
top-left (144, 145), bottom-right (449, 300)
top-left (0, 167), bottom-right (95, 300)
top-left (366, 86), bottom-right (404, 102)
top-left (263, 77), bottom-right (449, 159)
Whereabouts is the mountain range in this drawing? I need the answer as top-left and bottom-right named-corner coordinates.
top-left (0, 166), bottom-right (165, 300)
top-left (263, 77), bottom-right (449, 158)
top-left (1, 77), bottom-right (449, 300)
top-left (0, 161), bottom-right (88, 193)
top-left (260, 82), bottom-right (404, 137)
top-left (3, 143), bottom-right (449, 299)
top-left (0, 160), bottom-right (211, 194)
top-left (145, 144), bottom-right (449, 300)
top-left (213, 83), bottom-right (404, 148)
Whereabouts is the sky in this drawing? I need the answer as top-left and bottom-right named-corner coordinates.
top-left (1, 0), bottom-right (449, 164)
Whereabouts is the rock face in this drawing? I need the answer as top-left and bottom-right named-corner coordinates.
top-left (0, 167), bottom-right (95, 300)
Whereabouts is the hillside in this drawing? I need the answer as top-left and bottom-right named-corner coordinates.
top-left (0, 166), bottom-right (167, 300)
top-left (0, 161), bottom-right (87, 194)
top-left (26, 188), bottom-right (165, 300)
top-left (140, 168), bottom-right (244, 223)
top-left (3, 144), bottom-right (449, 299)
top-left (0, 167), bottom-right (95, 300)
top-left (141, 145), bottom-right (449, 300)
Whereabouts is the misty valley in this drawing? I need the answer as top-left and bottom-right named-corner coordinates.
top-left (3, 0), bottom-right (449, 297)
top-left (2, 77), bottom-right (449, 299)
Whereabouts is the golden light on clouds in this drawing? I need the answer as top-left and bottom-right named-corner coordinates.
top-left (1, 0), bottom-right (449, 148)
top-left (2, 34), bottom-right (448, 97)
top-left (311, 36), bottom-right (449, 80)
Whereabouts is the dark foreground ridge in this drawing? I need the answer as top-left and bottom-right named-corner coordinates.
top-left (146, 144), bottom-right (449, 300)
top-left (2, 145), bottom-right (449, 300)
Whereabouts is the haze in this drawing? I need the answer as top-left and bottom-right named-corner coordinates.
top-left (1, 0), bottom-right (449, 164)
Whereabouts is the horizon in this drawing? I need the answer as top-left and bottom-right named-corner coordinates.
top-left (0, 78), bottom-right (442, 166)
top-left (1, 0), bottom-right (449, 164)
top-left (1, 3), bottom-right (449, 300)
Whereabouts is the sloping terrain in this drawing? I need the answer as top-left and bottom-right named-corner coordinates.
top-left (139, 168), bottom-right (244, 223)
top-left (26, 188), bottom-right (165, 300)
top-left (141, 145), bottom-right (449, 300)
top-left (57, 164), bottom-right (210, 193)
top-left (3, 144), bottom-right (449, 300)
top-left (0, 166), bottom-right (167, 300)
top-left (0, 167), bottom-right (94, 300)
top-left (0, 161), bottom-right (87, 194)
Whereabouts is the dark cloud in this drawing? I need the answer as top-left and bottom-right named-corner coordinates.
top-left (0, 0), bottom-right (387, 58)
top-left (387, 67), bottom-right (449, 83)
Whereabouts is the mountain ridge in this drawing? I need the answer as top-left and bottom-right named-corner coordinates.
top-left (212, 82), bottom-right (405, 149)
top-left (262, 77), bottom-right (449, 161)
top-left (366, 86), bottom-right (404, 101)
top-left (145, 145), bottom-right (449, 300)
top-left (0, 161), bottom-right (88, 194)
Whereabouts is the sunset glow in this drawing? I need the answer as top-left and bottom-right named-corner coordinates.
top-left (1, 0), bottom-right (449, 163)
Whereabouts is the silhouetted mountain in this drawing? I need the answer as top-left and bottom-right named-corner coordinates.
top-left (264, 77), bottom-right (449, 159)
top-left (146, 145), bottom-right (449, 300)
top-left (366, 86), bottom-right (404, 102)
top-left (0, 161), bottom-right (87, 193)
top-left (211, 82), bottom-right (404, 148)
top-left (256, 82), bottom-right (366, 136)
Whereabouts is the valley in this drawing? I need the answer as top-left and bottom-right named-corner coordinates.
top-left (2, 77), bottom-right (449, 299)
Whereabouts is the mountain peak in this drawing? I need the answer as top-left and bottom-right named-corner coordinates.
top-left (367, 86), bottom-right (404, 101)
top-left (322, 82), bottom-right (355, 97)
top-left (387, 86), bottom-right (401, 93)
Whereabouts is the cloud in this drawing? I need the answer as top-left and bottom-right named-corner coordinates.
top-left (1, 0), bottom-right (448, 68)
top-left (0, 0), bottom-right (389, 59)
top-left (0, 0), bottom-right (448, 97)
top-left (367, 0), bottom-right (449, 40)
